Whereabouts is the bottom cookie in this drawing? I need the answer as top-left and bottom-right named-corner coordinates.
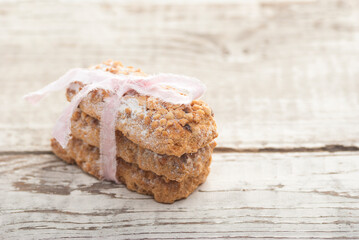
top-left (51, 138), bottom-right (211, 203)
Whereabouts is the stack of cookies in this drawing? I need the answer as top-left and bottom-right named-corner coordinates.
top-left (51, 61), bottom-right (218, 203)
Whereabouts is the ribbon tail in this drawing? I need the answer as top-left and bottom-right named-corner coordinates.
top-left (99, 94), bottom-right (120, 183)
top-left (23, 68), bottom-right (86, 104)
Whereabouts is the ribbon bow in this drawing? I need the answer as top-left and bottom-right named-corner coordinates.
top-left (24, 68), bottom-right (206, 182)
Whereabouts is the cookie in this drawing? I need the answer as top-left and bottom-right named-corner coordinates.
top-left (51, 138), bottom-right (211, 203)
top-left (66, 61), bottom-right (218, 156)
top-left (71, 108), bottom-right (216, 182)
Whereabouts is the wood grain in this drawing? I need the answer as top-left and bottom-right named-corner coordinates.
top-left (1, 0), bottom-right (359, 238)
top-left (1, 152), bottom-right (359, 239)
top-left (1, 0), bottom-right (359, 151)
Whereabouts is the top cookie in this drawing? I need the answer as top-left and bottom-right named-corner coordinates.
top-left (66, 60), bottom-right (218, 156)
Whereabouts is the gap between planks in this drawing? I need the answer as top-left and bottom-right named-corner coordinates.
top-left (1, 144), bottom-right (359, 156)
top-left (215, 145), bottom-right (359, 153)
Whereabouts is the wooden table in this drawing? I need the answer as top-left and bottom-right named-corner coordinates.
top-left (1, 0), bottom-right (359, 238)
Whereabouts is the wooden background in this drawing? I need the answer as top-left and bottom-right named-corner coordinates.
top-left (1, 0), bottom-right (359, 239)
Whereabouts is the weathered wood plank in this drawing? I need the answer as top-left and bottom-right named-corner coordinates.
top-left (1, 152), bottom-right (359, 238)
top-left (1, 0), bottom-right (359, 151)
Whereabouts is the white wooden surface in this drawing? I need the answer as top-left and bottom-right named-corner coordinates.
top-left (2, 152), bottom-right (359, 239)
top-left (1, 0), bottom-right (359, 238)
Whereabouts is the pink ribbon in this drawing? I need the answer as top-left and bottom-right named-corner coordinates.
top-left (24, 68), bottom-right (206, 182)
